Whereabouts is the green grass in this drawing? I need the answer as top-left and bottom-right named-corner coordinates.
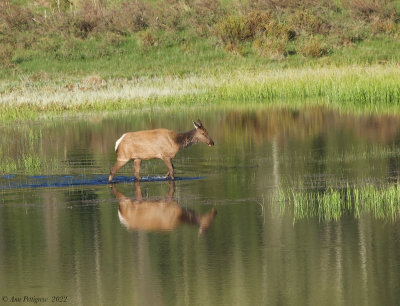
top-left (4, 36), bottom-right (400, 80)
top-left (278, 183), bottom-right (400, 222)
top-left (1, 156), bottom-right (43, 174)
top-left (1, 63), bottom-right (400, 121)
top-left (1, 1), bottom-right (400, 120)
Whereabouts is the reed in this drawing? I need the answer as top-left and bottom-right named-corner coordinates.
top-left (278, 183), bottom-right (400, 221)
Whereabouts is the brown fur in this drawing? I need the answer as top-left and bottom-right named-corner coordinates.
top-left (112, 182), bottom-right (217, 233)
top-left (116, 129), bottom-right (180, 161)
top-left (109, 120), bottom-right (214, 182)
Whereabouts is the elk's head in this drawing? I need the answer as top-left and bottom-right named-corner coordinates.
top-left (193, 119), bottom-right (214, 147)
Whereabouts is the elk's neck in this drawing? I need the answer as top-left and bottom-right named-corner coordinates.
top-left (176, 129), bottom-right (196, 150)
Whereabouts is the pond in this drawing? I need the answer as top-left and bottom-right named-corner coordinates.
top-left (1, 106), bottom-right (400, 305)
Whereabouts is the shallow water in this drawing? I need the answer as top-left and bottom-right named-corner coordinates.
top-left (1, 107), bottom-right (400, 305)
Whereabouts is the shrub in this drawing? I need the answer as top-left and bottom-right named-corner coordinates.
top-left (224, 41), bottom-right (247, 56)
top-left (191, 0), bottom-right (222, 34)
top-left (253, 36), bottom-right (289, 59)
top-left (72, 2), bottom-right (105, 38)
top-left (346, 0), bottom-right (398, 20)
top-left (288, 10), bottom-right (330, 35)
top-left (214, 15), bottom-right (250, 44)
top-left (214, 10), bottom-right (273, 44)
top-left (297, 37), bottom-right (330, 57)
top-left (140, 30), bottom-right (161, 48)
top-left (50, 0), bottom-right (72, 13)
top-left (250, 19), bottom-right (295, 59)
top-left (0, 43), bottom-right (13, 67)
top-left (370, 16), bottom-right (397, 34)
top-left (249, 0), bottom-right (333, 10)
top-left (264, 20), bottom-right (296, 40)
top-left (114, 1), bottom-right (153, 32)
top-left (35, 35), bottom-right (63, 53)
top-left (0, 2), bottom-right (35, 32)
top-left (245, 10), bottom-right (274, 37)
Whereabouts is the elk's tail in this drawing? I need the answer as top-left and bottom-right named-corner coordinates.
top-left (115, 133), bottom-right (126, 152)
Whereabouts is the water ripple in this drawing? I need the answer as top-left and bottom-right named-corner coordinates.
top-left (0, 174), bottom-right (204, 190)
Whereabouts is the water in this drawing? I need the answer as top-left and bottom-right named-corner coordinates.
top-left (1, 107), bottom-right (400, 305)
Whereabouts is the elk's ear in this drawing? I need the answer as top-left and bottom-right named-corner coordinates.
top-left (193, 121), bottom-right (200, 129)
top-left (197, 119), bottom-right (203, 128)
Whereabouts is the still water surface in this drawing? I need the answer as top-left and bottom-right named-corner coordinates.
top-left (1, 107), bottom-right (400, 305)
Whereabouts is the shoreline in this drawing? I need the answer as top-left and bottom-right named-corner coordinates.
top-left (2, 64), bottom-right (400, 121)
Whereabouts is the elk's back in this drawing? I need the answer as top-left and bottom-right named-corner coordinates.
top-left (116, 129), bottom-right (179, 160)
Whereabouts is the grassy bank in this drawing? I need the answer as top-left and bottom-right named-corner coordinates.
top-left (1, 0), bottom-right (400, 120)
top-left (1, 64), bottom-right (400, 121)
top-left (2, 0), bottom-right (400, 69)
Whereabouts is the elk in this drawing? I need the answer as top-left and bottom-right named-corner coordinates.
top-left (111, 182), bottom-right (217, 234)
top-left (109, 119), bottom-right (214, 182)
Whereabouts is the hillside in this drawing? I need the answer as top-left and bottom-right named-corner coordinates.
top-left (1, 0), bottom-right (400, 78)
top-left (1, 0), bottom-right (400, 120)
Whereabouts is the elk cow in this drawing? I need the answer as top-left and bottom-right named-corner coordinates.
top-left (109, 119), bottom-right (214, 182)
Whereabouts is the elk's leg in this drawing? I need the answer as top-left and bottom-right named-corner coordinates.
top-left (166, 181), bottom-right (175, 201)
top-left (133, 159), bottom-right (142, 181)
top-left (109, 160), bottom-right (129, 182)
top-left (162, 158), bottom-right (174, 180)
top-left (133, 181), bottom-right (143, 200)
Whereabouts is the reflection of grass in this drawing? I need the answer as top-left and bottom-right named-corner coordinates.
top-left (21, 156), bottom-right (41, 172)
top-left (1, 159), bottom-right (18, 174)
top-left (1, 156), bottom-right (41, 174)
top-left (279, 184), bottom-right (400, 222)
top-left (0, 156), bottom-right (66, 175)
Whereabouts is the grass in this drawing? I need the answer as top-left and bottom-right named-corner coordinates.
top-left (278, 183), bottom-right (400, 222)
top-left (0, 153), bottom-right (71, 175)
top-left (1, 1), bottom-right (400, 120)
top-left (1, 156), bottom-right (42, 174)
top-left (1, 64), bottom-right (400, 121)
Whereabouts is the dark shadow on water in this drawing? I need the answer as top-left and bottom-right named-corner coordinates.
top-left (112, 181), bottom-right (217, 234)
top-left (0, 174), bottom-right (204, 190)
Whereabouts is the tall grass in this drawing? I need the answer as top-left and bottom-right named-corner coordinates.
top-left (278, 183), bottom-right (400, 222)
top-left (213, 65), bottom-right (400, 111)
top-left (1, 64), bottom-right (400, 120)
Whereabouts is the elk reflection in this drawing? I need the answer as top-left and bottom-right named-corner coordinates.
top-left (111, 182), bottom-right (216, 234)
